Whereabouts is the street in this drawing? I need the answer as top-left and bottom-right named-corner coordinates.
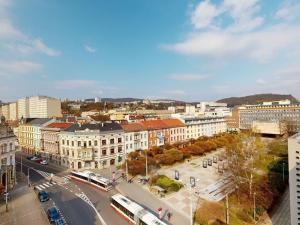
top-left (15, 152), bottom-right (128, 225)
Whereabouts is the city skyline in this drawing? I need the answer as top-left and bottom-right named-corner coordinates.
top-left (1, 0), bottom-right (300, 102)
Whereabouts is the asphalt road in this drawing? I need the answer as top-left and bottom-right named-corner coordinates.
top-left (15, 152), bottom-right (129, 225)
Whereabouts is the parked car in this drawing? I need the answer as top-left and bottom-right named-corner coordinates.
top-left (40, 160), bottom-right (48, 165)
top-left (30, 156), bottom-right (39, 161)
top-left (26, 156), bottom-right (34, 160)
top-left (34, 158), bottom-right (43, 163)
top-left (47, 207), bottom-right (61, 223)
top-left (38, 191), bottom-right (49, 202)
top-left (54, 219), bottom-right (66, 225)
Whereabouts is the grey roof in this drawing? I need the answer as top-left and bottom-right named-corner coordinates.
top-left (28, 118), bottom-right (53, 125)
top-left (64, 122), bottom-right (123, 132)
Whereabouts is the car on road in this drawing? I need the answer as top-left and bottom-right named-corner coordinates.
top-left (40, 160), bottom-right (48, 165)
top-left (30, 156), bottom-right (39, 161)
top-left (38, 191), bottom-right (49, 202)
top-left (47, 207), bottom-right (61, 223)
top-left (26, 155), bottom-right (34, 160)
top-left (54, 219), bottom-right (66, 225)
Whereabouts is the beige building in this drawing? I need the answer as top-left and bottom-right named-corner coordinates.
top-left (59, 122), bottom-right (124, 170)
top-left (17, 97), bottom-right (30, 119)
top-left (9, 102), bottom-right (18, 121)
top-left (29, 96), bottom-right (62, 118)
top-left (0, 121), bottom-right (16, 192)
top-left (252, 121), bottom-right (287, 135)
top-left (1, 105), bottom-right (9, 121)
top-left (41, 122), bottom-right (72, 165)
top-left (288, 133), bottom-right (300, 225)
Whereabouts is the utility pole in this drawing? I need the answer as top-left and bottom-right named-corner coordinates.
top-left (253, 192), bottom-right (256, 220)
top-left (225, 194), bottom-right (229, 225)
top-left (283, 162), bottom-right (285, 183)
top-left (189, 185), bottom-right (193, 225)
top-left (5, 166), bottom-right (8, 212)
top-left (125, 153), bottom-right (128, 182)
top-left (145, 150), bottom-right (148, 177)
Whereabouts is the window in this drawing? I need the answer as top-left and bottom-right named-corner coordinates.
top-left (89, 141), bottom-right (92, 146)
top-left (118, 138), bottom-right (122, 143)
top-left (102, 140), bottom-right (107, 145)
top-left (62, 140), bottom-right (65, 145)
top-left (110, 139), bottom-right (114, 144)
top-left (78, 141), bottom-right (81, 147)
top-left (67, 140), bottom-right (69, 146)
top-left (110, 148), bottom-right (115, 154)
top-left (72, 141), bottom-right (74, 147)
top-left (102, 149), bottom-right (107, 155)
top-left (94, 140), bottom-right (98, 146)
top-left (118, 146), bottom-right (122, 153)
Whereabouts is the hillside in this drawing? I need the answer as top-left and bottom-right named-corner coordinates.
top-left (217, 94), bottom-right (299, 107)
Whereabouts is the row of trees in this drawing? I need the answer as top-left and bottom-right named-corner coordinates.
top-left (125, 133), bottom-right (237, 175)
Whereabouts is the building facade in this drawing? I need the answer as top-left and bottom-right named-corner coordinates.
top-left (0, 122), bottom-right (16, 192)
top-left (18, 118), bottom-right (54, 154)
top-left (41, 122), bottom-right (72, 165)
top-left (288, 133), bottom-right (300, 225)
top-left (29, 96), bottom-right (62, 118)
top-left (59, 122), bottom-right (124, 170)
top-left (17, 97), bottom-right (30, 119)
top-left (180, 117), bottom-right (227, 139)
top-left (121, 123), bottom-right (148, 153)
top-left (239, 104), bottom-right (300, 133)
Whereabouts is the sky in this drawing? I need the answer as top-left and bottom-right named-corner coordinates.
top-left (1, 0), bottom-right (300, 102)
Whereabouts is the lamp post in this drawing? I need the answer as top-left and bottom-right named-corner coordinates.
top-left (145, 150), bottom-right (148, 177)
top-left (27, 167), bottom-right (32, 187)
top-left (125, 153), bottom-right (128, 182)
top-left (253, 192), bottom-right (256, 221)
top-left (282, 162), bottom-right (285, 183)
top-left (5, 166), bottom-right (8, 212)
top-left (189, 185), bottom-right (193, 225)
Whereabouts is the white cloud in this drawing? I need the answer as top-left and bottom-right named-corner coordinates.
top-left (276, 0), bottom-right (300, 21)
top-left (0, 60), bottom-right (42, 76)
top-left (256, 78), bottom-right (266, 84)
top-left (191, 0), bottom-right (220, 29)
top-left (84, 45), bottom-right (96, 53)
top-left (165, 24), bottom-right (300, 63)
top-left (169, 74), bottom-right (210, 81)
top-left (0, 3), bottom-right (60, 56)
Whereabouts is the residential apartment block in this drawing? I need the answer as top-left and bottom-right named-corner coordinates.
top-left (59, 122), bottom-right (124, 170)
top-left (0, 121), bottom-right (16, 191)
top-left (288, 133), bottom-right (300, 225)
top-left (121, 123), bottom-right (148, 154)
top-left (0, 96), bottom-right (62, 121)
top-left (179, 117), bottom-right (227, 139)
top-left (17, 118), bottom-right (55, 154)
top-left (41, 122), bottom-right (73, 165)
top-left (239, 103), bottom-right (300, 133)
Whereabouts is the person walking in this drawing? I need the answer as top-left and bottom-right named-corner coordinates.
top-left (167, 212), bottom-right (172, 221)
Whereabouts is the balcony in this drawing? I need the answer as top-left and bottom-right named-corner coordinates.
top-left (78, 147), bottom-right (93, 161)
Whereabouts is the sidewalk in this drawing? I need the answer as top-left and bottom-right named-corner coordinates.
top-left (0, 173), bottom-right (49, 225)
top-left (116, 181), bottom-right (189, 225)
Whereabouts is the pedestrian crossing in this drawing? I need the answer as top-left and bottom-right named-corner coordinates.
top-left (76, 193), bottom-right (93, 206)
top-left (34, 169), bottom-right (52, 179)
top-left (35, 181), bottom-right (57, 191)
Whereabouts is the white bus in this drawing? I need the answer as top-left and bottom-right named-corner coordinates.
top-left (111, 194), bottom-right (168, 225)
top-left (70, 170), bottom-right (113, 191)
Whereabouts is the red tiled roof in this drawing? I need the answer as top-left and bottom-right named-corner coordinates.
top-left (161, 119), bottom-right (185, 128)
top-left (139, 119), bottom-right (167, 130)
top-left (121, 123), bottom-right (146, 132)
top-left (46, 123), bottom-right (73, 129)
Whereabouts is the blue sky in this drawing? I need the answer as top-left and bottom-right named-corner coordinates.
top-left (1, 0), bottom-right (300, 102)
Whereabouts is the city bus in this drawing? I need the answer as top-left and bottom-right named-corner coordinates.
top-left (70, 170), bottom-right (113, 191)
top-left (111, 193), bottom-right (167, 225)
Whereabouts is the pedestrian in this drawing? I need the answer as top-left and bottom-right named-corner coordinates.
top-left (158, 207), bottom-right (162, 219)
top-left (167, 212), bottom-right (172, 221)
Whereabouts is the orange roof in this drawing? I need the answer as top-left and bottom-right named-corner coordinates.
top-left (46, 122), bottom-right (73, 129)
top-left (162, 119), bottom-right (185, 128)
top-left (121, 123), bottom-right (146, 132)
top-left (140, 119), bottom-right (167, 130)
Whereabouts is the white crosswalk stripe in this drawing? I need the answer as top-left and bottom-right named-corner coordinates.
top-left (35, 182), bottom-right (56, 191)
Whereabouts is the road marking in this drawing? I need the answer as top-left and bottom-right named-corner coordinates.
top-left (36, 185), bottom-right (43, 191)
top-left (43, 183), bottom-right (50, 188)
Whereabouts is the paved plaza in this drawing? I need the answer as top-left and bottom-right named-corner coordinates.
top-left (140, 150), bottom-right (234, 217)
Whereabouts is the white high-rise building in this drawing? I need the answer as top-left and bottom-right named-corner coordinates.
top-left (9, 102), bottom-right (18, 121)
top-left (1, 105), bottom-right (9, 121)
top-left (17, 97), bottom-right (30, 119)
top-left (28, 96), bottom-right (62, 118)
top-left (288, 133), bottom-right (300, 225)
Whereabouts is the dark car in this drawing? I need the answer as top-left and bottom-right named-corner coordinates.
top-left (38, 191), bottom-right (49, 202)
top-left (26, 155), bottom-right (33, 160)
top-left (47, 207), bottom-right (61, 223)
top-left (54, 219), bottom-right (66, 225)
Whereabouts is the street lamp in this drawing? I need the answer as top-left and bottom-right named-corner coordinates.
top-left (27, 167), bottom-right (33, 187)
top-left (253, 192), bottom-right (256, 221)
top-left (145, 150), bottom-right (148, 178)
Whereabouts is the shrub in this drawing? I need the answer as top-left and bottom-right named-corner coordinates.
top-left (236, 209), bottom-right (253, 223)
top-left (155, 175), bottom-right (183, 193)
